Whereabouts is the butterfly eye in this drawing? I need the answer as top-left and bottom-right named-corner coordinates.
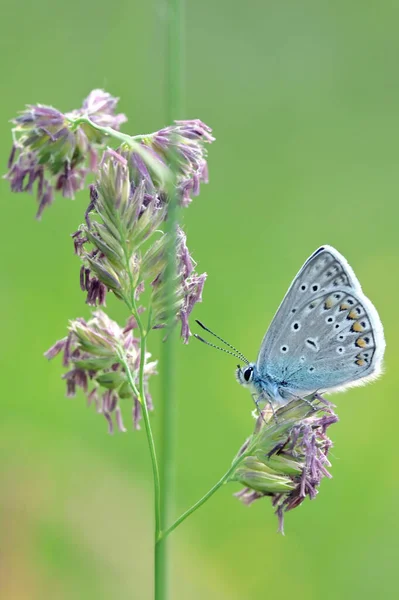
top-left (243, 367), bottom-right (253, 382)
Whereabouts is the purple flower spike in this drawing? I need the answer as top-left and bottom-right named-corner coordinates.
top-left (44, 337), bottom-right (68, 360)
top-left (231, 396), bottom-right (338, 533)
top-left (44, 311), bottom-right (157, 433)
top-left (152, 119), bottom-right (215, 207)
top-left (148, 228), bottom-right (207, 342)
top-left (81, 89), bottom-right (127, 129)
top-left (5, 89), bottom-right (127, 217)
top-left (179, 273), bottom-right (207, 343)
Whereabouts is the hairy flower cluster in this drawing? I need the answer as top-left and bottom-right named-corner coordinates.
top-left (5, 90), bottom-right (126, 218)
top-left (231, 397), bottom-right (338, 533)
top-left (44, 310), bottom-right (156, 433)
top-left (150, 120), bottom-right (214, 206)
top-left (151, 228), bottom-right (207, 341)
top-left (73, 125), bottom-right (213, 340)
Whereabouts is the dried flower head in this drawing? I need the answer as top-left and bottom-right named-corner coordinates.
top-left (73, 132), bottom-right (212, 341)
top-left (5, 89), bottom-right (126, 218)
top-left (231, 397), bottom-right (338, 534)
top-left (44, 310), bottom-right (156, 433)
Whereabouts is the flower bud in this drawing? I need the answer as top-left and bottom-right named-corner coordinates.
top-left (233, 457), bottom-right (296, 494)
top-left (95, 371), bottom-right (126, 390)
top-left (69, 319), bottom-right (116, 356)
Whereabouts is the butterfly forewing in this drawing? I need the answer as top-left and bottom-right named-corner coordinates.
top-left (257, 246), bottom-right (385, 396)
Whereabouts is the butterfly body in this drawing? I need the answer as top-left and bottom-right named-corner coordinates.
top-left (236, 245), bottom-right (385, 406)
top-left (236, 364), bottom-right (287, 405)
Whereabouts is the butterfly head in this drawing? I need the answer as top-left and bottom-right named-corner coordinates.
top-left (235, 362), bottom-right (257, 387)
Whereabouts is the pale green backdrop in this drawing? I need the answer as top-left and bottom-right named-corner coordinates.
top-left (1, 1), bottom-right (398, 599)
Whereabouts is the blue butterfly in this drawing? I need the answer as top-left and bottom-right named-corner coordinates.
top-left (196, 246), bottom-right (385, 406)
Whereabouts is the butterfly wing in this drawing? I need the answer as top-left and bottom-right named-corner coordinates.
top-left (257, 246), bottom-right (385, 398)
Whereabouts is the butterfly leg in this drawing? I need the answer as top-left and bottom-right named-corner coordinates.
top-left (299, 395), bottom-right (318, 411)
top-left (267, 439), bottom-right (288, 458)
top-left (253, 392), bottom-right (279, 423)
top-left (251, 393), bottom-right (278, 424)
top-left (252, 394), bottom-right (266, 422)
top-left (266, 397), bottom-right (279, 423)
top-left (314, 392), bottom-right (336, 408)
top-left (268, 424), bottom-right (303, 459)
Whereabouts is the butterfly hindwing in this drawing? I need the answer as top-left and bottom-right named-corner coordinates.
top-left (256, 246), bottom-right (385, 396)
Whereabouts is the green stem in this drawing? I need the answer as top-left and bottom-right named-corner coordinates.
top-left (156, 167), bottom-right (179, 600)
top-left (165, 0), bottom-right (184, 123)
top-left (160, 453), bottom-right (247, 540)
top-left (68, 115), bottom-right (148, 146)
top-left (156, 0), bottom-right (184, 598)
top-left (119, 220), bottom-right (164, 594)
top-left (118, 347), bottom-right (161, 540)
top-left (67, 115), bottom-right (170, 184)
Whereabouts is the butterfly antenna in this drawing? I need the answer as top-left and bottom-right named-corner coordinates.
top-left (194, 334), bottom-right (249, 364)
top-left (195, 320), bottom-right (250, 364)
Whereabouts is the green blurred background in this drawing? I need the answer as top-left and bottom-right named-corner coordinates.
top-left (2, 1), bottom-right (399, 598)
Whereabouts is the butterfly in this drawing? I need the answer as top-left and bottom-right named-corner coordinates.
top-left (196, 245), bottom-right (385, 406)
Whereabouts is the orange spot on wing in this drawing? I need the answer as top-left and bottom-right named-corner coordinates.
top-left (356, 359), bottom-right (366, 366)
top-left (352, 322), bottom-right (363, 332)
top-left (324, 298), bottom-right (334, 309)
top-left (356, 338), bottom-right (367, 348)
top-left (340, 303), bottom-right (350, 311)
top-left (348, 310), bottom-right (358, 320)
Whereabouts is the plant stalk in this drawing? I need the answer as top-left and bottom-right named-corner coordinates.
top-left (118, 346), bottom-right (162, 541)
top-left (66, 115), bottom-right (170, 184)
top-left (160, 453), bottom-right (247, 540)
top-left (156, 0), bottom-right (184, 598)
